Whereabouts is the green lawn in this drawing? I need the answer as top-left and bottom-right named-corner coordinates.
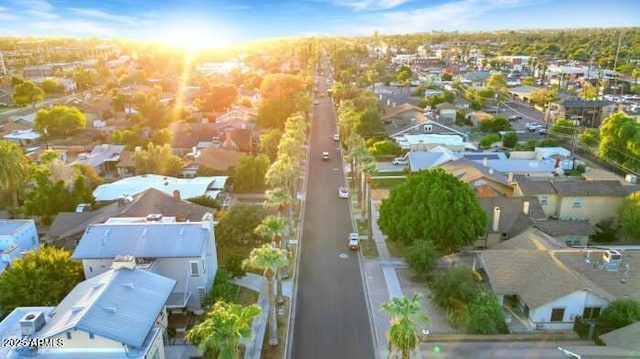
top-left (360, 239), bottom-right (379, 259)
top-left (371, 177), bottom-right (405, 189)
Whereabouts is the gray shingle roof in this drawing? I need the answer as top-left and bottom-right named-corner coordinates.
top-left (516, 177), bottom-right (630, 197)
top-left (479, 196), bottom-right (545, 235)
top-left (72, 222), bottom-right (210, 259)
top-left (600, 322), bottom-right (640, 351)
top-left (535, 220), bottom-right (595, 237)
top-left (35, 266), bottom-right (176, 348)
top-left (480, 250), bottom-right (612, 309)
top-left (0, 220), bottom-right (32, 235)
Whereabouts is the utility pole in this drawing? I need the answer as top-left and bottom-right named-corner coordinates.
top-left (612, 31), bottom-right (623, 96)
top-left (0, 51), bottom-right (6, 76)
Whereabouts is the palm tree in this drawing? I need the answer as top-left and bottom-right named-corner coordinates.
top-left (381, 293), bottom-right (429, 359)
top-left (360, 158), bottom-right (376, 221)
top-left (0, 140), bottom-right (32, 207)
top-left (244, 244), bottom-right (289, 347)
top-left (254, 216), bottom-right (291, 304)
top-left (632, 68), bottom-right (640, 90)
top-left (264, 187), bottom-right (291, 218)
top-left (265, 158), bottom-right (299, 198)
top-left (186, 301), bottom-right (261, 359)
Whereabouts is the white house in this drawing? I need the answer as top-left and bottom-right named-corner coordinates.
top-left (0, 220), bottom-right (39, 275)
top-left (394, 133), bottom-right (477, 151)
top-left (92, 174), bottom-right (228, 201)
top-left (479, 249), bottom-right (613, 331)
top-left (0, 262), bottom-right (176, 358)
top-left (71, 213), bottom-right (218, 311)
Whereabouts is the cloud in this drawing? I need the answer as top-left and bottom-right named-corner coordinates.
top-left (24, 10), bottom-right (59, 19)
top-left (332, 0), bottom-right (411, 11)
top-left (17, 0), bottom-right (53, 12)
top-left (30, 20), bottom-right (119, 36)
top-left (67, 8), bottom-right (136, 24)
top-left (11, 0), bottom-right (58, 19)
top-left (332, 0), bottom-right (534, 34)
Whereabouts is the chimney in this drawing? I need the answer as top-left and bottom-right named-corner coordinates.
top-left (482, 157), bottom-right (488, 167)
top-left (523, 201), bottom-right (530, 215)
top-left (492, 206), bottom-right (501, 232)
top-left (173, 189), bottom-right (181, 201)
top-left (507, 172), bottom-right (514, 183)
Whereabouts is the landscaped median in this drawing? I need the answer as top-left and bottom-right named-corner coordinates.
top-left (420, 332), bottom-right (579, 342)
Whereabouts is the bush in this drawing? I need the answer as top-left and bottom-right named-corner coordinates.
top-left (598, 298), bottom-right (640, 334)
top-left (466, 291), bottom-right (508, 334)
top-left (369, 140), bottom-right (402, 156)
top-left (203, 269), bottom-right (237, 307)
top-left (405, 240), bottom-right (439, 275)
top-left (225, 254), bottom-right (247, 280)
top-left (479, 134), bottom-right (501, 147)
top-left (430, 267), bottom-right (482, 309)
top-left (590, 220), bottom-right (619, 243)
top-left (502, 131), bottom-right (518, 148)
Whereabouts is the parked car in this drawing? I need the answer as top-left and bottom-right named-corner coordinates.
top-left (392, 157), bottom-right (408, 166)
top-left (508, 115), bottom-right (522, 122)
top-left (338, 186), bottom-right (349, 198)
top-left (313, 100), bottom-right (319, 105)
top-left (333, 134), bottom-right (340, 141)
top-left (322, 151), bottom-right (329, 160)
top-left (348, 233), bottom-right (359, 250)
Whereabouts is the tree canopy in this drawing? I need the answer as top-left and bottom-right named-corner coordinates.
top-left (598, 113), bottom-right (640, 172)
top-left (215, 204), bottom-right (269, 248)
top-left (0, 140), bottom-right (31, 207)
top-left (199, 82), bottom-right (238, 113)
top-left (598, 298), bottom-right (640, 334)
top-left (618, 191), bottom-right (640, 240)
top-left (0, 246), bottom-right (83, 316)
top-left (379, 169), bottom-right (487, 253)
top-left (34, 105), bottom-right (86, 137)
top-left (232, 154), bottom-right (270, 193)
top-left (12, 80), bottom-right (44, 106)
top-left (132, 143), bottom-right (184, 177)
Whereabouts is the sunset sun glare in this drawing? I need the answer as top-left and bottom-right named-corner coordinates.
top-left (158, 21), bottom-right (230, 50)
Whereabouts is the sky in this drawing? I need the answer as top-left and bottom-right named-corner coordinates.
top-left (0, 0), bottom-right (638, 47)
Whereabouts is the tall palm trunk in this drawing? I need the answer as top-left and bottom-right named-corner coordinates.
top-left (274, 235), bottom-right (285, 304)
top-left (267, 273), bottom-right (278, 346)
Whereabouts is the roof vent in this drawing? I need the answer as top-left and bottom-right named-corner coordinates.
top-left (71, 306), bottom-right (84, 313)
top-left (121, 282), bottom-right (134, 289)
top-left (19, 311), bottom-right (46, 336)
top-left (101, 306), bottom-right (117, 313)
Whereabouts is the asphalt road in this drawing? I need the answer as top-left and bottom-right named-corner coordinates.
top-left (420, 340), bottom-right (591, 359)
top-left (290, 75), bottom-right (375, 358)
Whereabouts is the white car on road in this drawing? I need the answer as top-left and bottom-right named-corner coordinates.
top-left (392, 157), bottom-right (408, 166)
top-left (348, 233), bottom-right (359, 250)
top-left (338, 187), bottom-right (349, 198)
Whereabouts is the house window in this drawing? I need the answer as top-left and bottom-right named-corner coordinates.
top-left (89, 333), bottom-right (94, 340)
top-left (583, 307), bottom-right (601, 320)
top-left (572, 198), bottom-right (582, 208)
top-left (190, 261), bottom-right (199, 276)
top-left (550, 308), bottom-right (565, 322)
top-left (540, 196), bottom-right (548, 206)
top-left (89, 266), bottom-right (93, 273)
top-left (424, 124), bottom-right (432, 132)
top-left (66, 332), bottom-right (72, 340)
top-left (565, 237), bottom-right (581, 246)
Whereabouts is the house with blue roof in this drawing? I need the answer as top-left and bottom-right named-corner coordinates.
top-left (0, 259), bottom-right (176, 358)
top-left (0, 220), bottom-right (39, 275)
top-left (72, 213), bottom-right (217, 311)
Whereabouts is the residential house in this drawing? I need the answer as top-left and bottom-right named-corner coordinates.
top-left (534, 220), bottom-right (595, 246)
top-left (477, 158), bottom-right (558, 178)
top-left (115, 150), bottom-right (135, 177)
top-left (74, 144), bottom-right (125, 176)
top-left (215, 106), bottom-right (257, 124)
top-left (559, 321), bottom-right (640, 357)
top-left (512, 177), bottom-right (634, 224)
top-left (9, 112), bottom-right (37, 127)
top-left (0, 220), bottom-right (39, 275)
top-left (600, 322), bottom-right (640, 352)
top-left (390, 119), bottom-right (468, 139)
top-left (434, 102), bottom-right (457, 125)
top-left (236, 88), bottom-right (260, 106)
top-left (93, 174), bottom-right (228, 202)
top-left (62, 97), bottom-right (102, 123)
top-left (545, 99), bottom-right (617, 128)
top-left (478, 196), bottom-right (546, 246)
top-left (0, 262), bottom-right (176, 358)
top-left (44, 188), bottom-right (215, 250)
top-left (507, 85), bottom-right (538, 104)
top-left (170, 118), bottom-right (257, 155)
top-left (394, 133), bottom-right (476, 151)
top-left (466, 110), bottom-right (494, 127)
top-left (0, 121), bottom-right (31, 140)
top-left (440, 158), bottom-right (514, 197)
top-left (382, 103), bottom-right (427, 136)
top-left (462, 71), bottom-right (491, 87)
top-left (72, 214), bottom-right (217, 310)
top-left (181, 147), bottom-right (243, 177)
top-left (478, 249), bottom-right (612, 331)
top-left (407, 147), bottom-right (505, 172)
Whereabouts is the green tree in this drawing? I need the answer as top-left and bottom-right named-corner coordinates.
top-left (12, 80), bottom-right (44, 107)
top-left (0, 140), bottom-right (31, 207)
top-left (381, 293), bottom-right (428, 359)
top-left (132, 143), bottom-right (184, 177)
top-left (187, 195), bottom-right (221, 209)
top-left (199, 82), bottom-right (238, 112)
top-left (34, 105), bottom-right (87, 137)
top-left (618, 191), bottom-right (640, 240)
top-left (244, 244), bottom-right (289, 346)
top-left (405, 240), bottom-right (439, 275)
top-left (233, 155), bottom-right (270, 193)
top-left (378, 169), bottom-right (487, 253)
top-left (598, 299), bottom-right (640, 334)
top-left (186, 301), bottom-right (261, 359)
top-left (254, 215), bottom-right (291, 303)
top-left (431, 267), bottom-right (482, 309)
top-left (225, 255), bottom-right (247, 280)
top-left (529, 87), bottom-right (557, 107)
top-left (0, 246), bottom-right (83, 316)
top-left (215, 204), bottom-right (268, 248)
top-left (259, 129), bottom-right (283, 161)
top-left (579, 128), bottom-right (601, 150)
top-left (150, 128), bottom-right (172, 146)
top-left (40, 78), bottom-right (65, 95)
top-left (487, 73), bottom-right (507, 92)
top-left (396, 65), bottom-right (413, 90)
top-left (202, 269), bottom-right (237, 306)
top-left (112, 129), bottom-right (145, 150)
top-left (581, 82), bottom-right (598, 99)
top-left (502, 131), bottom-right (519, 148)
top-left (264, 187), bottom-right (291, 218)
top-left (356, 107), bottom-right (384, 137)
top-left (265, 158), bottom-right (298, 195)
top-left (480, 134), bottom-right (502, 147)
top-left (521, 77), bottom-right (535, 86)
top-left (466, 291), bottom-right (508, 334)
top-left (598, 113), bottom-right (640, 171)
top-left (479, 116), bottom-right (512, 133)
top-left (73, 69), bottom-right (96, 92)
top-left (551, 119), bottom-right (576, 136)
top-left (369, 140), bottom-right (402, 156)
